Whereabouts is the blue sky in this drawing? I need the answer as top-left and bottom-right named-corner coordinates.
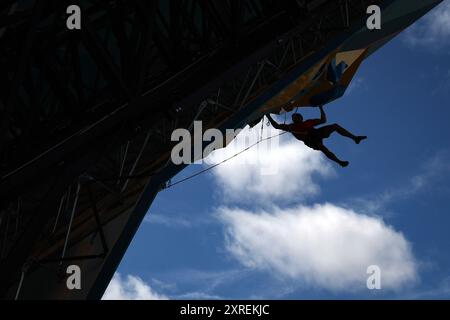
top-left (103, 3), bottom-right (450, 300)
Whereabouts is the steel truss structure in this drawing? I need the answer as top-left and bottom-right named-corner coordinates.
top-left (0, 0), bottom-right (386, 299)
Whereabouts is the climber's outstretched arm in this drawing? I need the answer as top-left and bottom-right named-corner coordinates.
top-left (308, 105), bottom-right (327, 126)
top-left (317, 105), bottom-right (327, 124)
top-left (266, 114), bottom-right (288, 131)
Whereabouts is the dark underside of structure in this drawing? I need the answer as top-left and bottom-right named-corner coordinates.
top-left (0, 0), bottom-right (433, 299)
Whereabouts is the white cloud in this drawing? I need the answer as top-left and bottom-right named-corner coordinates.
top-left (403, 2), bottom-right (450, 48)
top-left (102, 273), bottom-right (168, 300)
top-left (103, 272), bottom-right (227, 300)
top-left (144, 213), bottom-right (193, 228)
top-left (206, 122), bottom-right (334, 203)
top-left (144, 212), bottom-right (215, 228)
top-left (173, 292), bottom-right (224, 300)
top-left (218, 203), bottom-right (417, 291)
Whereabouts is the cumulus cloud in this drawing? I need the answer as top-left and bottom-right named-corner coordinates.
top-left (206, 122), bottom-right (333, 203)
top-left (218, 204), bottom-right (417, 291)
top-left (102, 273), bottom-right (168, 300)
top-left (103, 272), bottom-right (226, 300)
top-left (403, 1), bottom-right (450, 48)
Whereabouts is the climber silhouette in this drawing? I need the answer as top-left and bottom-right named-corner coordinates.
top-left (266, 106), bottom-right (366, 167)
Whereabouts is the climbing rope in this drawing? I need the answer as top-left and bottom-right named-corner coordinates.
top-left (164, 130), bottom-right (287, 190)
top-left (259, 117), bottom-right (264, 142)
